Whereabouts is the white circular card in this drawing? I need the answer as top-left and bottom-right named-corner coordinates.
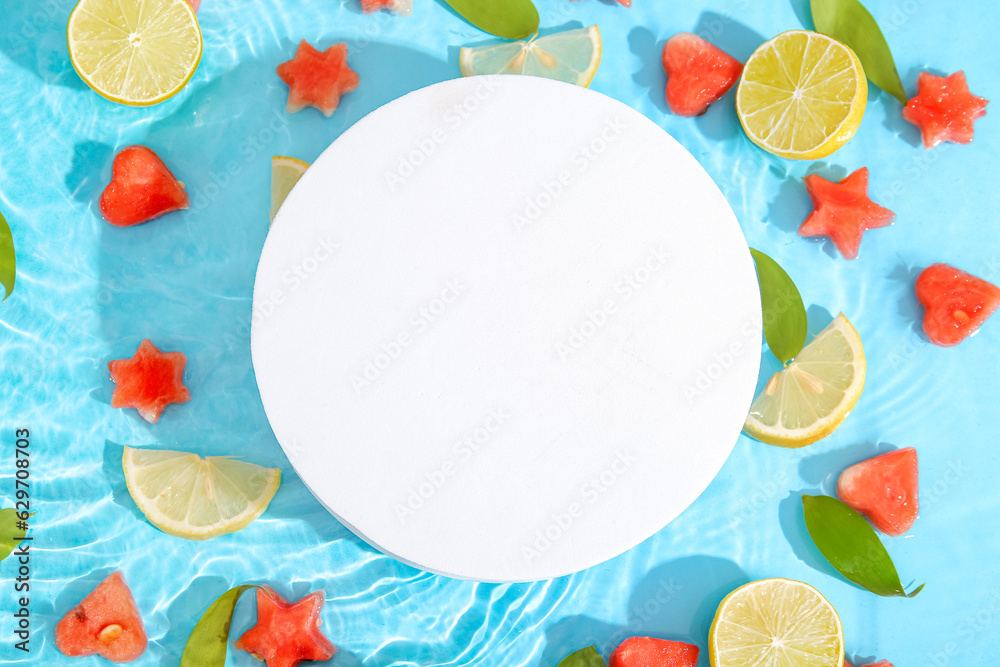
top-left (252, 75), bottom-right (761, 582)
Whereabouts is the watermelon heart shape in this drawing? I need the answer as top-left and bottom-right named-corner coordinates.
top-left (837, 448), bottom-right (919, 536)
top-left (662, 33), bottom-right (743, 117)
top-left (55, 571), bottom-right (148, 663)
top-left (99, 145), bottom-right (189, 227)
top-left (915, 263), bottom-right (1000, 347)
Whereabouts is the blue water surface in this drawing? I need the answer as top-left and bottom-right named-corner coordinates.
top-left (1, 0), bottom-right (999, 665)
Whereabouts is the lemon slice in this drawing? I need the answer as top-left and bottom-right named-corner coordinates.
top-left (123, 446), bottom-right (280, 540)
top-left (270, 156), bottom-right (310, 223)
top-left (744, 313), bottom-right (865, 448)
top-left (736, 30), bottom-right (866, 160)
top-left (458, 25), bottom-right (602, 87)
top-left (67, 0), bottom-right (203, 106)
top-left (710, 578), bottom-right (844, 667)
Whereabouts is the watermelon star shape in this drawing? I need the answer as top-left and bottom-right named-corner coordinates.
top-left (276, 40), bottom-right (359, 117)
top-left (235, 588), bottom-right (336, 667)
top-left (798, 167), bottom-right (895, 260)
top-left (902, 71), bottom-right (988, 149)
top-left (109, 339), bottom-right (190, 423)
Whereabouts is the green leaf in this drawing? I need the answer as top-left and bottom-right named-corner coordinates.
top-left (749, 249), bottom-right (807, 364)
top-left (441, 0), bottom-right (539, 39)
top-left (803, 495), bottom-right (923, 597)
top-left (810, 0), bottom-right (907, 104)
top-left (557, 646), bottom-right (606, 667)
top-left (180, 585), bottom-right (259, 667)
top-left (0, 508), bottom-right (28, 563)
top-left (0, 210), bottom-right (15, 301)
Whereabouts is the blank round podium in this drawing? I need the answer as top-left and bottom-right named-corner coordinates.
top-left (251, 75), bottom-right (761, 582)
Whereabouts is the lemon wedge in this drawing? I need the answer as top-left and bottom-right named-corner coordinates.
top-left (744, 313), bottom-right (865, 448)
top-left (67, 0), bottom-right (202, 106)
top-left (270, 156), bottom-right (310, 223)
top-left (736, 30), bottom-right (866, 159)
top-left (458, 25), bottom-right (602, 87)
top-left (710, 578), bottom-right (844, 667)
top-left (123, 446), bottom-right (280, 540)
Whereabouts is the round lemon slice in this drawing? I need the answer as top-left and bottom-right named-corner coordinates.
top-left (270, 156), bottom-right (310, 223)
top-left (67, 0), bottom-right (203, 106)
top-left (123, 446), bottom-right (280, 540)
top-left (744, 312), bottom-right (865, 448)
top-left (736, 30), bottom-right (866, 160)
top-left (710, 578), bottom-right (844, 667)
top-left (458, 25), bottom-right (602, 88)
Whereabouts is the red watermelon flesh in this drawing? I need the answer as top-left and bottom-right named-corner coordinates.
top-left (55, 572), bottom-right (147, 663)
top-left (360, 0), bottom-right (412, 14)
top-left (902, 71), bottom-right (988, 149)
top-left (915, 263), bottom-right (1000, 347)
top-left (837, 448), bottom-right (918, 536)
top-left (846, 661), bottom-right (893, 667)
top-left (276, 40), bottom-right (359, 117)
top-left (108, 339), bottom-right (191, 423)
top-left (100, 146), bottom-right (189, 227)
top-left (188, 0), bottom-right (200, 11)
top-left (610, 636), bottom-right (700, 667)
top-left (234, 587), bottom-right (336, 667)
top-left (662, 33), bottom-right (742, 117)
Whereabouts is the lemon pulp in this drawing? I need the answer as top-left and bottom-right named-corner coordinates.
top-left (459, 25), bottom-right (602, 88)
top-left (67, 0), bottom-right (202, 106)
top-left (736, 30), bottom-right (866, 159)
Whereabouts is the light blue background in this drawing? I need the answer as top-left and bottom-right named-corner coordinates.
top-left (1, 0), bottom-right (998, 665)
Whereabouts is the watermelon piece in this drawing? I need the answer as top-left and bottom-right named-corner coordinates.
top-left (360, 0), bottom-right (412, 15)
top-left (837, 448), bottom-right (918, 536)
top-left (55, 572), bottom-right (148, 663)
top-left (846, 661), bottom-right (893, 667)
top-left (109, 339), bottom-right (191, 424)
top-left (610, 637), bottom-right (699, 667)
top-left (798, 167), bottom-right (895, 260)
top-left (188, 0), bottom-right (200, 11)
top-left (234, 587), bottom-right (336, 667)
top-left (99, 146), bottom-right (189, 227)
top-left (902, 71), bottom-right (988, 149)
top-left (661, 33), bottom-right (742, 117)
top-left (915, 263), bottom-right (1000, 347)
top-left (276, 40), bottom-right (359, 117)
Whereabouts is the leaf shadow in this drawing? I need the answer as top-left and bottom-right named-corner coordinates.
top-left (777, 491), bottom-right (843, 580)
top-left (789, 0), bottom-right (813, 29)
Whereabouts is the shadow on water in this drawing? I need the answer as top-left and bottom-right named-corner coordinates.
top-left (541, 556), bottom-right (748, 666)
top-left (798, 441), bottom-right (899, 492)
top-left (788, 0), bottom-right (813, 30)
top-left (627, 27), bottom-right (668, 116)
top-left (777, 491), bottom-right (844, 581)
top-left (888, 262), bottom-right (926, 338)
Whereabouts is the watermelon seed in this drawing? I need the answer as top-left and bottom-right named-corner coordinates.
top-left (98, 624), bottom-right (123, 644)
top-left (764, 373), bottom-right (780, 396)
top-left (798, 371), bottom-right (825, 395)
